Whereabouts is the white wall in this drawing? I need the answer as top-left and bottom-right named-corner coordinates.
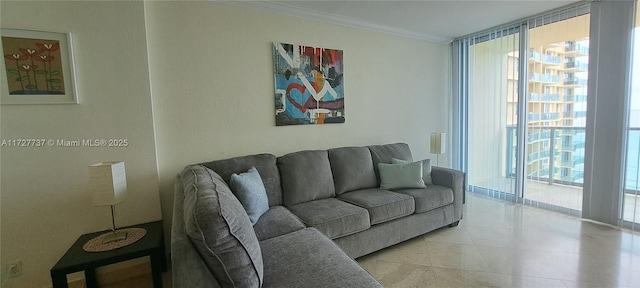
top-left (144, 1), bottom-right (449, 240)
top-left (0, 1), bottom-right (161, 287)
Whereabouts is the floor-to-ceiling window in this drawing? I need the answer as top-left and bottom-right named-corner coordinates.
top-left (623, 2), bottom-right (640, 229)
top-left (456, 1), bottom-right (638, 229)
top-left (523, 12), bottom-right (590, 214)
top-left (455, 3), bottom-right (591, 216)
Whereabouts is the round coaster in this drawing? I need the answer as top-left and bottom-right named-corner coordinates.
top-left (83, 228), bottom-right (146, 252)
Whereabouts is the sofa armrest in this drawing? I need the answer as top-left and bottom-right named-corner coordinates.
top-left (431, 167), bottom-right (466, 221)
top-left (171, 175), bottom-right (220, 288)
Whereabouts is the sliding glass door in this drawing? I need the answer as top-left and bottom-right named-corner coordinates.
top-left (523, 12), bottom-right (589, 214)
top-left (466, 30), bottom-right (520, 200)
top-left (460, 4), bottom-right (590, 215)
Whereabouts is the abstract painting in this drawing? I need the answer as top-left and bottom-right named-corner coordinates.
top-left (1, 29), bottom-right (77, 104)
top-left (273, 42), bottom-right (344, 126)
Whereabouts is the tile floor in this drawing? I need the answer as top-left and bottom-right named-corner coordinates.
top-left (357, 193), bottom-right (640, 288)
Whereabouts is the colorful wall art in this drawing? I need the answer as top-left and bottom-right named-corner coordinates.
top-left (273, 42), bottom-right (344, 126)
top-left (1, 29), bottom-right (77, 104)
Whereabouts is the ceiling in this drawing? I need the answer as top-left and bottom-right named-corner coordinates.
top-left (223, 0), bottom-right (581, 43)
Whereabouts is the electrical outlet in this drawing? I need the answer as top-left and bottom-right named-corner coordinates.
top-left (6, 261), bottom-right (22, 278)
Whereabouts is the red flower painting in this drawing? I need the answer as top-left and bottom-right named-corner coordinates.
top-left (2, 36), bottom-right (65, 95)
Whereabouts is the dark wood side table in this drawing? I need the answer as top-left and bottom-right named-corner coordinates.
top-left (50, 220), bottom-right (166, 288)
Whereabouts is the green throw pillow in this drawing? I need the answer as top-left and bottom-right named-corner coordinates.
top-left (392, 158), bottom-right (433, 184)
top-left (378, 161), bottom-right (426, 190)
top-left (230, 167), bottom-right (269, 225)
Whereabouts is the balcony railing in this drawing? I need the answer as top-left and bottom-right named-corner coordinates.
top-left (528, 112), bottom-right (560, 121)
top-left (564, 77), bottom-right (588, 85)
top-left (530, 93), bottom-right (560, 102)
top-left (528, 130), bottom-right (551, 142)
top-left (565, 94), bottom-right (587, 102)
top-left (565, 43), bottom-right (589, 54)
top-left (530, 73), bottom-right (561, 83)
top-left (506, 126), bottom-right (640, 193)
top-left (562, 111), bottom-right (587, 118)
top-left (529, 51), bottom-right (562, 64)
top-left (564, 61), bottom-right (588, 70)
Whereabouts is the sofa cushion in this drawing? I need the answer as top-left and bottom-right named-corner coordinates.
top-left (230, 167), bottom-right (269, 225)
top-left (253, 206), bottom-right (306, 241)
top-left (328, 146), bottom-right (378, 195)
top-left (181, 165), bottom-right (263, 287)
top-left (287, 198), bottom-right (370, 239)
top-left (392, 158), bottom-right (433, 184)
top-left (378, 161), bottom-right (426, 190)
top-left (368, 143), bottom-right (413, 181)
top-left (277, 150), bottom-right (336, 206)
top-left (260, 228), bottom-right (383, 288)
top-left (201, 153), bottom-right (282, 206)
top-left (394, 184), bottom-right (455, 213)
top-left (338, 189), bottom-right (415, 225)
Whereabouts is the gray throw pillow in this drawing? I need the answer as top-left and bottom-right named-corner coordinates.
top-left (378, 161), bottom-right (426, 190)
top-left (392, 158), bottom-right (433, 184)
top-left (230, 167), bottom-right (270, 225)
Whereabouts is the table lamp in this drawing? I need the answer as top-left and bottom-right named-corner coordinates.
top-left (430, 132), bottom-right (446, 166)
top-left (89, 161), bottom-right (128, 244)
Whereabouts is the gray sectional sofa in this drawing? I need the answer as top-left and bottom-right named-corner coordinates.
top-left (172, 143), bottom-right (465, 288)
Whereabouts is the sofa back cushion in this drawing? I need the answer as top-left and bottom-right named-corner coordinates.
top-left (277, 150), bottom-right (336, 206)
top-left (328, 146), bottom-right (378, 195)
top-left (181, 165), bottom-right (264, 287)
top-left (368, 143), bottom-right (414, 181)
top-left (201, 153), bottom-right (282, 206)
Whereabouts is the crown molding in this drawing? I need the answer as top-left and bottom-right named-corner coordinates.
top-left (217, 1), bottom-right (451, 43)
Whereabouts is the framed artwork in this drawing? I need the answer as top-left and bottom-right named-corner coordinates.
top-left (1, 29), bottom-right (77, 104)
top-left (273, 42), bottom-right (344, 126)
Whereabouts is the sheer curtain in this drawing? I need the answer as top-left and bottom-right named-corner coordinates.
top-left (463, 28), bottom-right (521, 201)
top-left (623, 2), bottom-right (640, 230)
top-left (582, 0), bottom-right (635, 226)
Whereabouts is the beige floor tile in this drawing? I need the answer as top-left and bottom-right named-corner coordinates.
top-left (423, 225), bottom-right (475, 245)
top-left (356, 194), bottom-right (640, 288)
top-left (491, 274), bottom-right (567, 288)
top-left (376, 261), bottom-right (437, 288)
top-left (431, 267), bottom-right (507, 287)
top-left (561, 279), bottom-right (634, 288)
top-left (426, 242), bottom-right (492, 272)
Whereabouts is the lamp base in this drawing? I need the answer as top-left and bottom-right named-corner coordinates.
top-left (102, 230), bottom-right (128, 244)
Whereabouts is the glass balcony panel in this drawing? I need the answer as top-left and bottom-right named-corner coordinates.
top-left (565, 43), bottom-right (589, 54)
top-left (564, 61), bottom-right (589, 70)
top-left (564, 77), bottom-right (588, 85)
top-left (531, 93), bottom-right (560, 101)
top-left (529, 51), bottom-right (562, 64)
top-left (530, 73), bottom-right (561, 83)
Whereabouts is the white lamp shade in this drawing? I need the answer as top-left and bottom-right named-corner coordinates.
top-left (430, 133), bottom-right (446, 155)
top-left (89, 161), bottom-right (127, 206)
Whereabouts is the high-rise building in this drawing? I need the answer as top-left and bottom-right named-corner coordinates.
top-left (506, 38), bottom-right (589, 186)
